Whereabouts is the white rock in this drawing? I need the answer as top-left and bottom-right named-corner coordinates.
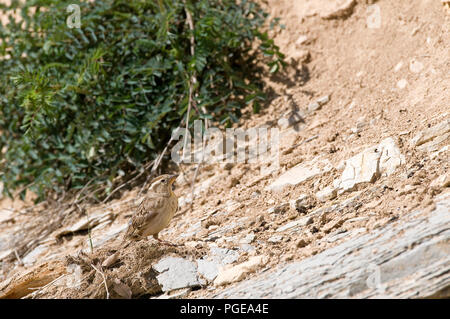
top-left (335, 137), bottom-right (405, 192)
top-left (316, 186), bottom-right (337, 202)
top-left (430, 174), bottom-right (450, 189)
top-left (240, 233), bottom-right (256, 244)
top-left (394, 61), bottom-right (403, 72)
top-left (296, 35), bottom-right (309, 45)
top-left (197, 259), bottom-right (222, 282)
top-left (289, 194), bottom-right (309, 210)
top-left (317, 95), bottom-right (330, 105)
top-left (267, 158), bottom-right (333, 191)
top-left (209, 247), bottom-right (240, 264)
top-left (214, 256), bottom-right (268, 286)
top-left (397, 79), bottom-right (408, 89)
top-left (409, 59), bottom-right (424, 73)
top-left (153, 257), bottom-right (201, 292)
top-left (308, 101), bottom-right (321, 112)
top-left (239, 244), bottom-right (256, 253)
top-left (276, 215), bottom-right (312, 232)
top-left (268, 235), bottom-right (283, 243)
top-left (410, 119), bottom-right (450, 147)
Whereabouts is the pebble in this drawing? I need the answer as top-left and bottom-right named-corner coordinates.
top-left (397, 79), bottom-right (408, 89)
top-left (316, 186), bottom-right (337, 202)
top-left (268, 235), bottom-right (283, 243)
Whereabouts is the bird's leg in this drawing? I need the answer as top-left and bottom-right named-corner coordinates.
top-left (153, 233), bottom-right (179, 247)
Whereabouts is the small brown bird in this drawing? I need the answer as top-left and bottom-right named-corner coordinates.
top-left (123, 174), bottom-right (179, 245)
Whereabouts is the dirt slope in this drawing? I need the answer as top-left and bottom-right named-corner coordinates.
top-left (0, 0), bottom-right (449, 299)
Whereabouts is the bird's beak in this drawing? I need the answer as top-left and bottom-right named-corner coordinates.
top-left (169, 174), bottom-right (179, 184)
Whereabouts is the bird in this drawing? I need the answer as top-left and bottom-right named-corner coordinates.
top-left (123, 174), bottom-right (179, 246)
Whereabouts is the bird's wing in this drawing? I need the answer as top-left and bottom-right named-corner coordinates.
top-left (124, 195), bottom-right (167, 239)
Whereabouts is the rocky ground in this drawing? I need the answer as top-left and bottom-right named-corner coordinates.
top-left (0, 0), bottom-right (449, 299)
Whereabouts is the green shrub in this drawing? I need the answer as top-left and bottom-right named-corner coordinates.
top-left (0, 0), bottom-right (283, 201)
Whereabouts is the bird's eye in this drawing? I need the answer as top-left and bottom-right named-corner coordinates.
top-left (161, 179), bottom-right (166, 183)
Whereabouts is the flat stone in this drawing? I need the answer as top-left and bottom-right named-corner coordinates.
top-left (239, 244), bottom-right (256, 253)
top-left (197, 259), bottom-right (222, 282)
top-left (214, 256), bottom-right (268, 286)
top-left (268, 235), bottom-right (283, 243)
top-left (316, 95), bottom-right (330, 105)
top-left (209, 247), bottom-right (240, 264)
top-left (196, 247), bottom-right (240, 282)
top-left (430, 174), bottom-right (450, 189)
top-left (411, 119), bottom-right (450, 147)
top-left (267, 158), bottom-right (333, 191)
top-left (153, 257), bottom-right (201, 292)
top-left (316, 186), bottom-right (337, 202)
top-left (0, 209), bottom-right (14, 224)
top-left (240, 233), bottom-right (255, 244)
top-left (276, 215), bottom-right (313, 232)
top-left (308, 101), bottom-right (321, 112)
top-left (334, 137), bottom-right (405, 192)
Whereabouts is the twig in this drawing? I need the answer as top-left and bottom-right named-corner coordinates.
top-left (91, 264), bottom-right (110, 299)
top-left (71, 177), bottom-right (96, 205)
top-left (13, 249), bottom-right (24, 266)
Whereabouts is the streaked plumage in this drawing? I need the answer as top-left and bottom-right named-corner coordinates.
top-left (123, 174), bottom-right (178, 243)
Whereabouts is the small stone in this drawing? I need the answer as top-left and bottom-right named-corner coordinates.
top-left (267, 158), bottom-right (333, 191)
top-left (268, 235), bottom-right (283, 243)
top-left (291, 49), bottom-right (311, 63)
top-left (213, 256), bottom-right (268, 286)
top-left (251, 191), bottom-right (261, 198)
top-left (296, 35), bottom-right (309, 45)
top-left (239, 244), bottom-right (256, 253)
top-left (316, 186), bottom-right (337, 202)
top-left (430, 174), bottom-right (450, 189)
top-left (289, 194), bottom-right (309, 210)
top-left (317, 95), bottom-right (330, 106)
top-left (410, 119), bottom-right (450, 147)
top-left (276, 215), bottom-right (312, 232)
top-left (209, 247), bottom-right (240, 264)
top-left (397, 79), bottom-right (408, 89)
top-left (240, 233), bottom-right (256, 244)
top-left (394, 61), bottom-right (403, 72)
top-left (308, 101), bottom-right (321, 112)
top-left (409, 59), bottom-right (424, 73)
top-left (398, 185), bottom-right (416, 196)
top-left (334, 137), bottom-right (405, 192)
